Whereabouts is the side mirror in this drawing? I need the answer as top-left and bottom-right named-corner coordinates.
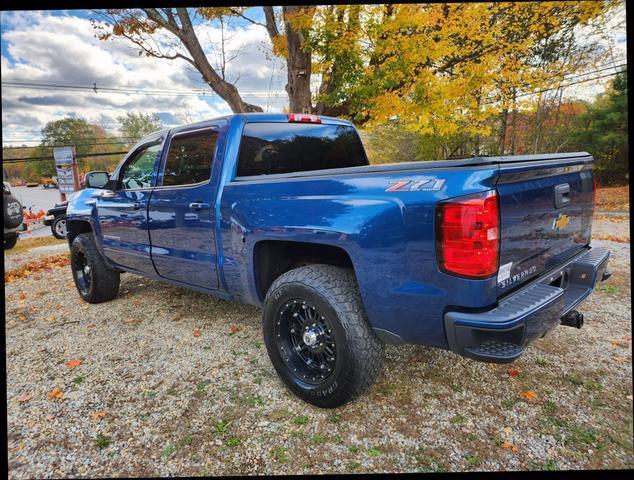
top-left (85, 171), bottom-right (110, 189)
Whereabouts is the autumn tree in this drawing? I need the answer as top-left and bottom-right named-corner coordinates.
top-left (117, 112), bottom-right (163, 144)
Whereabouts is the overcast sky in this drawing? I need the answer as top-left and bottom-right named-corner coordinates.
top-left (0, 6), bottom-right (627, 147)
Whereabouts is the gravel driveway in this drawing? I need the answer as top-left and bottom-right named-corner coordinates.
top-left (5, 222), bottom-right (633, 477)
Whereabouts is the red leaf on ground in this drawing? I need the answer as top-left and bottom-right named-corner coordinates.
top-left (520, 390), bottom-right (538, 401)
top-left (47, 387), bottom-right (63, 400)
top-left (507, 368), bottom-right (520, 377)
top-left (65, 359), bottom-right (81, 368)
top-left (230, 325), bottom-right (242, 335)
top-left (193, 329), bottom-right (201, 337)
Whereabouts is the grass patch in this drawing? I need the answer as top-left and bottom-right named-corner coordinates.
top-left (163, 444), bottom-right (178, 458)
top-left (543, 400), bottom-right (558, 414)
top-left (450, 414), bottom-right (466, 425)
top-left (328, 413), bottom-right (341, 423)
top-left (348, 444), bottom-right (360, 453)
top-left (72, 375), bottom-right (86, 384)
top-left (465, 455), bottom-right (481, 467)
top-left (95, 434), bottom-right (112, 450)
top-left (142, 390), bottom-right (157, 399)
top-left (535, 358), bottom-right (549, 366)
top-left (311, 434), bottom-right (325, 445)
top-left (293, 414), bottom-right (308, 425)
top-left (529, 459), bottom-right (558, 471)
top-left (566, 375), bottom-right (602, 391)
top-left (5, 236), bottom-right (65, 256)
top-left (272, 446), bottom-right (289, 463)
top-left (180, 434), bottom-right (193, 446)
top-left (566, 425), bottom-right (599, 447)
top-left (214, 420), bottom-right (231, 434)
top-left (502, 398), bottom-right (518, 408)
top-left (597, 284), bottom-right (619, 294)
top-left (347, 461), bottom-right (362, 471)
top-left (367, 447), bottom-right (381, 457)
top-left (224, 437), bottom-right (241, 447)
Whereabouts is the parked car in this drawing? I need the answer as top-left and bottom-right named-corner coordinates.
top-left (43, 201), bottom-right (68, 239)
top-left (3, 181), bottom-right (24, 250)
top-left (66, 113), bottom-right (610, 408)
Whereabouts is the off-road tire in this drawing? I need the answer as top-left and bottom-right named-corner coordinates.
top-left (263, 264), bottom-right (384, 408)
top-left (4, 233), bottom-right (19, 250)
top-left (51, 215), bottom-right (67, 239)
top-left (71, 232), bottom-right (120, 303)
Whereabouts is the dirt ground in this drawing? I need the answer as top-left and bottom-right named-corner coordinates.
top-left (4, 222), bottom-right (633, 477)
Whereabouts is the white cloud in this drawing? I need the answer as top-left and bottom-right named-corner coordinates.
top-left (1, 10), bottom-right (289, 145)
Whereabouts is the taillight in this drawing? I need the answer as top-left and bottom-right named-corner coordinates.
top-left (436, 190), bottom-right (500, 278)
top-left (288, 113), bottom-right (321, 123)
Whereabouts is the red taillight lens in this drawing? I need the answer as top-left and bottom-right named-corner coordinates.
top-left (436, 190), bottom-right (499, 278)
top-left (288, 113), bottom-right (321, 123)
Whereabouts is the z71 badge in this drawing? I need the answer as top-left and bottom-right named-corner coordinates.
top-left (386, 178), bottom-right (446, 192)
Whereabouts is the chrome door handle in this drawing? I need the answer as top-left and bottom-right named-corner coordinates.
top-left (96, 190), bottom-right (117, 199)
top-left (189, 202), bottom-right (210, 210)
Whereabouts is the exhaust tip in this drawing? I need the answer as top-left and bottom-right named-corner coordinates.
top-left (561, 310), bottom-right (584, 329)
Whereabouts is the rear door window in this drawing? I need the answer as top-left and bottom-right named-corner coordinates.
top-left (162, 129), bottom-right (218, 187)
top-left (237, 123), bottom-right (368, 177)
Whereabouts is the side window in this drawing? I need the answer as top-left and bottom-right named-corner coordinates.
top-left (162, 130), bottom-right (218, 187)
top-left (119, 143), bottom-right (161, 190)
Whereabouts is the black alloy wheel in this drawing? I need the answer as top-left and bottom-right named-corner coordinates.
top-left (276, 299), bottom-right (337, 385)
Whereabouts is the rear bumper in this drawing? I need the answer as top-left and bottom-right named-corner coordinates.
top-left (43, 214), bottom-right (55, 226)
top-left (444, 245), bottom-right (610, 363)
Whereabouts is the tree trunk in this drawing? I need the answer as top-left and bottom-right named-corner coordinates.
top-left (510, 89), bottom-right (517, 155)
top-left (174, 8), bottom-right (262, 113)
top-left (282, 6), bottom-right (314, 113)
top-left (499, 108), bottom-right (508, 155)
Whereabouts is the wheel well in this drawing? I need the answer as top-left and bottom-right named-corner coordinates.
top-left (254, 241), bottom-right (354, 301)
top-left (67, 220), bottom-right (92, 245)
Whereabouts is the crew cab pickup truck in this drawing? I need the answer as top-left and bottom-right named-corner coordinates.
top-left (66, 113), bottom-right (611, 407)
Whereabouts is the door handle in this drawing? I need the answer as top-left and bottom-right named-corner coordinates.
top-left (189, 202), bottom-right (210, 210)
top-left (96, 190), bottom-right (117, 199)
top-left (132, 202), bottom-right (145, 210)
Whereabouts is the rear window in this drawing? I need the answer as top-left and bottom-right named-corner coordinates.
top-left (236, 123), bottom-right (368, 177)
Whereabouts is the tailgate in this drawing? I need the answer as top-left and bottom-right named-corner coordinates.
top-left (496, 153), bottom-right (594, 297)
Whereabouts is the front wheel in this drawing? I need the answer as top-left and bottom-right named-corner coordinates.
top-left (4, 233), bottom-right (19, 250)
top-left (263, 265), bottom-right (384, 408)
top-left (51, 215), bottom-right (67, 239)
top-left (71, 233), bottom-right (120, 303)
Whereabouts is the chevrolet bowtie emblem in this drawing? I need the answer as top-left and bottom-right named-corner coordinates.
top-left (553, 212), bottom-right (570, 231)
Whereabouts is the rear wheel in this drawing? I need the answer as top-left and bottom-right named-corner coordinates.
top-left (51, 215), bottom-right (67, 239)
top-left (263, 264), bottom-right (383, 408)
top-left (71, 233), bottom-right (120, 303)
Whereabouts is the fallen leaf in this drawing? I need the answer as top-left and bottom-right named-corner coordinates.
top-left (91, 412), bottom-right (107, 421)
top-left (18, 394), bottom-right (32, 403)
top-left (65, 359), bottom-right (82, 368)
top-left (123, 319), bottom-right (143, 325)
top-left (613, 356), bottom-right (626, 363)
top-left (86, 323), bottom-right (96, 329)
top-left (610, 339), bottom-right (629, 347)
top-left (520, 390), bottom-right (538, 401)
top-left (47, 387), bottom-right (63, 400)
top-left (627, 395), bottom-right (633, 401)
top-left (193, 329), bottom-right (201, 337)
top-left (503, 427), bottom-right (513, 435)
top-left (18, 312), bottom-right (27, 321)
top-left (507, 368), bottom-right (520, 377)
top-left (230, 325), bottom-right (242, 335)
top-left (18, 292), bottom-right (27, 300)
top-left (501, 442), bottom-right (518, 452)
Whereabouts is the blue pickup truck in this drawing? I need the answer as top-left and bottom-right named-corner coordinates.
top-left (67, 113), bottom-right (611, 407)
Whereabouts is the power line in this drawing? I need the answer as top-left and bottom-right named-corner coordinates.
top-left (1, 80), bottom-right (288, 97)
top-left (2, 140), bottom-right (136, 149)
top-left (2, 150), bottom-right (129, 164)
top-left (3, 136), bottom-right (139, 144)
